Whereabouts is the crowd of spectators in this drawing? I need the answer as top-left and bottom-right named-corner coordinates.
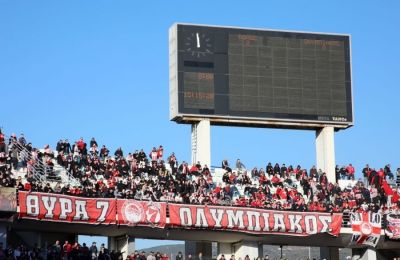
top-left (1, 131), bottom-right (400, 215)
top-left (0, 240), bottom-right (183, 260)
top-left (0, 240), bottom-right (281, 260)
top-left (0, 240), bottom-right (117, 260)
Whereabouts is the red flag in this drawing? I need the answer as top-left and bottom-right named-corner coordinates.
top-left (382, 180), bottom-right (394, 196)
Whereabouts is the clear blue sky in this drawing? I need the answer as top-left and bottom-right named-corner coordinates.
top-left (1, 0), bottom-right (400, 249)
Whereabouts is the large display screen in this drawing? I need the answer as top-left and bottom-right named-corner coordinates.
top-left (169, 24), bottom-right (353, 127)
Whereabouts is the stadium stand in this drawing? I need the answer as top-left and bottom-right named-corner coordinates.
top-left (1, 131), bottom-right (399, 218)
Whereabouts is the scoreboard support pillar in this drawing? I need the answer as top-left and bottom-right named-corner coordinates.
top-left (191, 119), bottom-right (211, 167)
top-left (316, 126), bottom-right (336, 183)
top-left (232, 241), bottom-right (263, 259)
top-left (108, 235), bottom-right (135, 260)
top-left (233, 241), bottom-right (262, 259)
top-left (218, 242), bottom-right (263, 259)
top-left (217, 242), bottom-right (232, 259)
top-left (185, 241), bottom-right (213, 259)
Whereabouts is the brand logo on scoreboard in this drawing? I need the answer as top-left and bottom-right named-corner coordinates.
top-left (332, 117), bottom-right (348, 122)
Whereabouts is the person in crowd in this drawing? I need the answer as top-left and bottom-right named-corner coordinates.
top-left (222, 159), bottom-right (232, 173)
top-left (175, 252), bottom-right (183, 260)
top-left (51, 240), bottom-right (62, 259)
top-left (0, 129), bottom-right (5, 153)
top-left (100, 145), bottom-right (110, 161)
top-left (114, 147), bottom-right (124, 160)
top-left (90, 138), bottom-right (98, 149)
top-left (167, 152), bottom-right (177, 173)
top-left (144, 251), bottom-right (154, 260)
top-left (235, 159), bottom-right (245, 172)
top-left (80, 243), bottom-right (90, 260)
top-left (18, 133), bottom-right (26, 147)
top-left (64, 139), bottom-right (71, 154)
top-left (346, 164), bottom-right (355, 180)
top-left (149, 147), bottom-right (158, 164)
top-left (385, 164), bottom-right (394, 180)
top-left (273, 163), bottom-right (281, 175)
top-left (62, 241), bottom-right (72, 260)
top-left (157, 145), bottom-right (164, 162)
top-left (362, 164), bottom-right (371, 184)
top-left (339, 165), bottom-right (347, 180)
top-left (98, 243), bottom-right (109, 260)
top-left (90, 242), bottom-right (98, 259)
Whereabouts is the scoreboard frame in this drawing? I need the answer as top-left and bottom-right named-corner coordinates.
top-left (169, 23), bottom-right (354, 130)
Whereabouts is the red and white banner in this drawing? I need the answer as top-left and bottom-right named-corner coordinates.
top-left (350, 212), bottom-right (381, 247)
top-left (385, 213), bottom-right (400, 240)
top-left (18, 192), bottom-right (168, 228)
top-left (117, 199), bottom-right (167, 228)
top-left (168, 204), bottom-right (342, 236)
top-left (18, 191), bottom-right (116, 225)
top-left (18, 191), bottom-right (345, 235)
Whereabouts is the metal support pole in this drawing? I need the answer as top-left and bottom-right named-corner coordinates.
top-left (316, 126), bottom-right (336, 183)
top-left (191, 119), bottom-right (211, 167)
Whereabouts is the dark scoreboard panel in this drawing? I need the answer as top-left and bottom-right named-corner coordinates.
top-left (170, 24), bottom-right (353, 127)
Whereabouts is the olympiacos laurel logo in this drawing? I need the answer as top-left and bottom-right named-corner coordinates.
top-left (121, 200), bottom-right (162, 226)
top-left (121, 200), bottom-right (144, 225)
top-left (361, 222), bottom-right (372, 236)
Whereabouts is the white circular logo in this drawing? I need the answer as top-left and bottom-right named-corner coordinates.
top-left (122, 201), bottom-right (144, 225)
top-left (361, 222), bottom-right (372, 235)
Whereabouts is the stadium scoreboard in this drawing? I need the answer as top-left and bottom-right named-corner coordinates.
top-left (169, 23), bottom-right (353, 129)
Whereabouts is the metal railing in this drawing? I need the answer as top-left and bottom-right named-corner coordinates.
top-left (7, 135), bottom-right (81, 187)
top-left (11, 140), bottom-right (47, 183)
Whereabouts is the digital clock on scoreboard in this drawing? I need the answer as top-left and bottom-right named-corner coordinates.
top-left (169, 23), bottom-right (353, 129)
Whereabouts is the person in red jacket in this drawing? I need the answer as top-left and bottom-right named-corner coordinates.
top-left (346, 164), bottom-right (355, 180)
top-left (76, 137), bottom-right (85, 151)
top-left (271, 174), bottom-right (281, 186)
top-left (236, 196), bottom-right (247, 206)
top-left (24, 182), bottom-right (32, 191)
top-left (157, 145), bottom-right (164, 161)
top-left (250, 198), bottom-right (262, 208)
top-left (259, 173), bottom-right (268, 186)
top-left (62, 241), bottom-right (72, 259)
top-left (213, 185), bottom-right (221, 196)
top-left (190, 164), bottom-right (200, 176)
